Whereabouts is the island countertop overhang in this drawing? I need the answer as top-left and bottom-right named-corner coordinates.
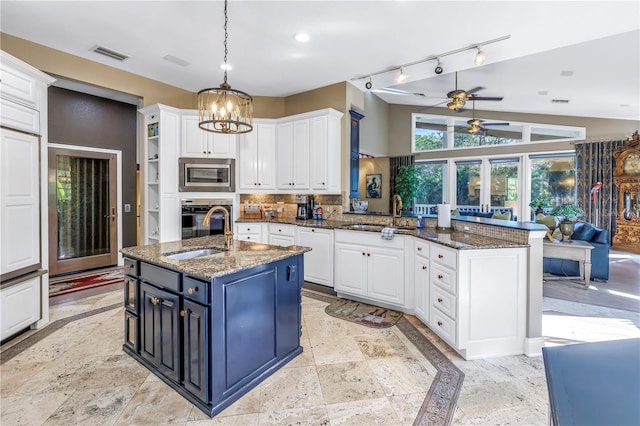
top-left (121, 235), bottom-right (311, 281)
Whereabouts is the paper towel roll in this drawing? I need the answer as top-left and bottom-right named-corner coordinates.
top-left (437, 203), bottom-right (451, 228)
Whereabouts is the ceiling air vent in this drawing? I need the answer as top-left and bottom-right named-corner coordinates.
top-left (551, 99), bottom-right (570, 104)
top-left (91, 45), bottom-right (129, 61)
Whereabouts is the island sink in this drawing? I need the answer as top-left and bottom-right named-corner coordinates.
top-left (164, 248), bottom-right (222, 260)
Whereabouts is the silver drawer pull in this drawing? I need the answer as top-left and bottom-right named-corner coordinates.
top-left (187, 287), bottom-right (198, 294)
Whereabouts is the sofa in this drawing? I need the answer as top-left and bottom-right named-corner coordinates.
top-left (543, 221), bottom-right (610, 281)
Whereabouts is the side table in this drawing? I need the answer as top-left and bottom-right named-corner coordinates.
top-left (542, 239), bottom-right (594, 289)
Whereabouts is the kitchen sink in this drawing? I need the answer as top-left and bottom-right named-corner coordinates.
top-left (344, 223), bottom-right (384, 231)
top-left (164, 248), bottom-right (222, 260)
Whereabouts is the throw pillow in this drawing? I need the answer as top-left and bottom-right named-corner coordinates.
top-left (477, 212), bottom-right (494, 218)
top-left (452, 208), bottom-right (460, 216)
top-left (492, 211), bottom-right (512, 220)
top-left (592, 229), bottom-right (609, 244)
top-left (571, 222), bottom-right (597, 241)
top-left (536, 214), bottom-right (557, 229)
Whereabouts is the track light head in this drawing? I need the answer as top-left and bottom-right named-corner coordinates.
top-left (396, 68), bottom-right (407, 83)
top-left (365, 76), bottom-right (372, 90)
top-left (473, 47), bottom-right (485, 65)
top-left (434, 59), bottom-right (443, 74)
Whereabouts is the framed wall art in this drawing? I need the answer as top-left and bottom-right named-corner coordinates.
top-left (366, 174), bottom-right (382, 198)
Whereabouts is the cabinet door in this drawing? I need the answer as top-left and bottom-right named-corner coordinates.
top-left (140, 283), bottom-right (181, 382)
top-left (414, 256), bottom-right (430, 322)
top-left (180, 115), bottom-right (206, 157)
top-left (0, 129), bottom-right (40, 275)
top-left (238, 130), bottom-right (259, 190)
top-left (291, 120), bottom-right (310, 189)
top-left (334, 242), bottom-right (368, 296)
top-left (0, 276), bottom-right (40, 341)
top-left (256, 123), bottom-right (277, 190)
top-left (309, 115), bottom-right (328, 190)
top-left (368, 247), bottom-right (405, 305)
top-left (297, 227), bottom-right (333, 286)
top-left (183, 300), bottom-right (209, 403)
top-left (276, 122), bottom-right (294, 189)
top-left (276, 258), bottom-right (302, 357)
top-left (210, 133), bottom-right (236, 158)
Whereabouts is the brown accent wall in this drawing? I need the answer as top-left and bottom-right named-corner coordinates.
top-left (49, 87), bottom-right (138, 248)
top-left (283, 82), bottom-right (347, 116)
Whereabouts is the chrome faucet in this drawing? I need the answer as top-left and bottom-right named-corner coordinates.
top-left (392, 194), bottom-right (402, 227)
top-left (203, 206), bottom-right (233, 250)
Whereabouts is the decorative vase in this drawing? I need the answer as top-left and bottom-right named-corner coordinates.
top-left (558, 219), bottom-right (575, 241)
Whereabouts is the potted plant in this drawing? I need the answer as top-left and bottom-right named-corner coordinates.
top-left (550, 203), bottom-right (586, 241)
top-left (529, 197), bottom-right (551, 215)
top-left (394, 165), bottom-right (420, 211)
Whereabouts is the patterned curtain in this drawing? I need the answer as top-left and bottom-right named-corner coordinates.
top-left (389, 155), bottom-right (415, 210)
top-left (575, 139), bottom-right (624, 239)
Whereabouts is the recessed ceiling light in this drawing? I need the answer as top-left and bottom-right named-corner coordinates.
top-left (538, 91), bottom-right (549, 96)
top-left (220, 64), bottom-right (232, 71)
top-left (294, 33), bottom-right (310, 43)
top-left (560, 70), bottom-right (574, 77)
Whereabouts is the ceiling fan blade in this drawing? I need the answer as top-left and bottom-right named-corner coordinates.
top-left (468, 95), bottom-right (503, 102)
top-left (482, 122), bottom-right (510, 126)
top-left (466, 86), bottom-right (485, 95)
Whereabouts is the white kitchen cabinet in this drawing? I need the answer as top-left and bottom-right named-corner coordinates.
top-left (268, 223), bottom-right (296, 247)
top-left (296, 226), bottom-right (334, 287)
top-left (309, 111), bottom-right (342, 192)
top-left (140, 104), bottom-right (181, 244)
top-left (0, 275), bottom-right (40, 340)
top-left (276, 120), bottom-right (309, 190)
top-left (413, 240), bottom-right (430, 323)
top-left (234, 222), bottom-right (265, 243)
top-left (238, 120), bottom-right (276, 191)
top-left (334, 230), bottom-right (405, 306)
top-left (429, 244), bottom-right (458, 346)
top-left (180, 113), bottom-right (236, 158)
top-left (0, 129), bottom-right (40, 275)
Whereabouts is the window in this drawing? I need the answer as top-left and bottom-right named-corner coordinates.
top-left (412, 113), bottom-right (585, 153)
top-left (530, 153), bottom-right (576, 218)
top-left (414, 161), bottom-right (446, 213)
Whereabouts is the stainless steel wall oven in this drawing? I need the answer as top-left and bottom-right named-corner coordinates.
top-left (181, 199), bottom-right (233, 240)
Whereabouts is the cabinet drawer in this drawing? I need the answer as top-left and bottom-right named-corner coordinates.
top-left (124, 277), bottom-right (139, 313)
top-left (431, 285), bottom-right (456, 320)
top-left (236, 234), bottom-right (260, 241)
top-left (268, 223), bottom-right (295, 237)
top-left (124, 311), bottom-right (139, 352)
top-left (237, 224), bottom-right (262, 234)
top-left (140, 262), bottom-right (181, 292)
top-left (0, 98), bottom-right (39, 134)
top-left (430, 309), bottom-right (456, 345)
top-left (124, 258), bottom-right (139, 277)
top-left (431, 264), bottom-right (457, 295)
top-left (415, 240), bottom-right (430, 259)
top-left (432, 245), bottom-right (457, 270)
top-left (183, 276), bottom-right (209, 305)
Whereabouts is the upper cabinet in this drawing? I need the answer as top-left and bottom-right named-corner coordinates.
top-left (274, 108), bottom-right (343, 194)
top-left (238, 119), bottom-right (277, 192)
top-left (180, 112), bottom-right (236, 159)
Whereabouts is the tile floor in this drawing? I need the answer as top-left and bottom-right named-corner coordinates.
top-left (1, 288), bottom-right (639, 425)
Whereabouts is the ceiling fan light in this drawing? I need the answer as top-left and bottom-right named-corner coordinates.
top-left (473, 48), bottom-right (485, 65)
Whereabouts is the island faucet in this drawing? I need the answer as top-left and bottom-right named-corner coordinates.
top-left (203, 206), bottom-right (233, 251)
top-left (392, 194), bottom-right (402, 227)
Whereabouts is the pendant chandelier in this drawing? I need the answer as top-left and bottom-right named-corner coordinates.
top-left (198, 0), bottom-right (253, 134)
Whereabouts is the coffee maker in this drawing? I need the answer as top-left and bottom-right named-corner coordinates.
top-left (296, 194), bottom-right (314, 220)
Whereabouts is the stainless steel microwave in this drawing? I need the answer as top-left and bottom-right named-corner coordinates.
top-left (178, 158), bottom-right (235, 192)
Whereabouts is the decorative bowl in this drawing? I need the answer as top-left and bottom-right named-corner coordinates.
top-left (352, 200), bottom-right (368, 213)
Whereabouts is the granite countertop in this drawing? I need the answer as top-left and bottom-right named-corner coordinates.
top-left (236, 217), bottom-right (528, 250)
top-left (121, 235), bottom-right (311, 281)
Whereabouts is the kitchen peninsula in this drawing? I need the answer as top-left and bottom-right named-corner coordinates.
top-left (120, 236), bottom-right (310, 417)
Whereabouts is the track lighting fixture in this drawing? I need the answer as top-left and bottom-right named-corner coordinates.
top-left (351, 35), bottom-right (509, 88)
top-left (365, 76), bottom-right (372, 90)
top-left (473, 47), bottom-right (485, 65)
top-left (434, 58), bottom-right (443, 75)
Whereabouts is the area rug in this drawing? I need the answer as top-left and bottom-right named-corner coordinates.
top-left (49, 267), bottom-right (124, 297)
top-left (324, 298), bottom-right (403, 328)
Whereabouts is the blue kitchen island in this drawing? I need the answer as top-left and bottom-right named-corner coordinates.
top-left (121, 236), bottom-right (310, 417)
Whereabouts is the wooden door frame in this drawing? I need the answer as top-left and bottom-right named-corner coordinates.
top-left (48, 143), bottom-right (122, 275)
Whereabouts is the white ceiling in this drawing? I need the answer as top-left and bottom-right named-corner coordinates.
top-left (2, 1), bottom-right (639, 120)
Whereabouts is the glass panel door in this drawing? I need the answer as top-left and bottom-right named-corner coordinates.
top-left (490, 158), bottom-right (520, 219)
top-left (49, 147), bottom-right (118, 276)
top-left (456, 160), bottom-right (482, 208)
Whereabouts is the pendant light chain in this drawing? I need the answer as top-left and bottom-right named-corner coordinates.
top-left (222, 0), bottom-right (229, 85)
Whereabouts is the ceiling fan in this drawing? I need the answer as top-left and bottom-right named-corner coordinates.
top-left (445, 72), bottom-right (503, 111)
top-left (464, 100), bottom-right (509, 134)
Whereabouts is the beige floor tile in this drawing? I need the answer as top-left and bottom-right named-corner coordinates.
top-left (186, 413), bottom-right (260, 425)
top-left (194, 386), bottom-right (261, 419)
top-left (0, 360), bottom-right (47, 397)
top-left (285, 338), bottom-right (316, 368)
top-left (259, 365), bottom-right (324, 413)
top-left (316, 361), bottom-right (386, 404)
top-left (354, 332), bottom-right (413, 359)
top-left (258, 405), bottom-right (329, 426)
top-left (0, 390), bottom-right (71, 426)
top-left (325, 397), bottom-right (404, 426)
top-left (73, 353), bottom-right (151, 390)
top-left (114, 380), bottom-right (194, 425)
top-left (388, 392), bottom-right (428, 424)
top-left (309, 335), bottom-right (366, 365)
top-left (367, 356), bottom-right (434, 396)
